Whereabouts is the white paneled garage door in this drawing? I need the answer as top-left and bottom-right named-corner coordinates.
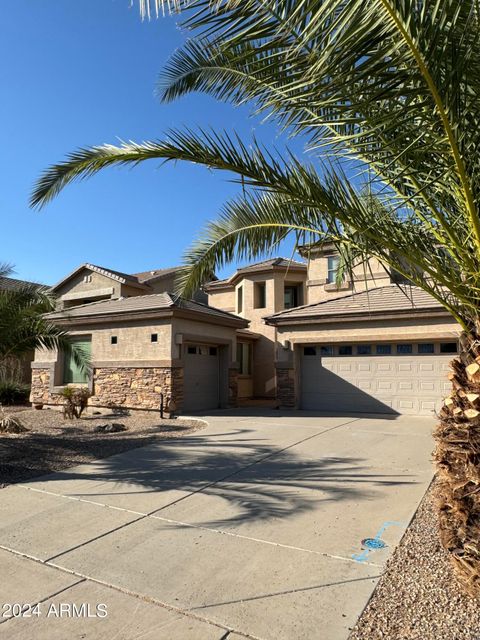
top-left (183, 344), bottom-right (220, 412)
top-left (301, 341), bottom-right (456, 416)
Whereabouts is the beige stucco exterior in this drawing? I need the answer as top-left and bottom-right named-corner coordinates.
top-left (54, 267), bottom-right (148, 309)
top-left (207, 264), bottom-right (307, 398)
top-left (31, 305), bottom-right (245, 412)
top-left (301, 246), bottom-right (392, 304)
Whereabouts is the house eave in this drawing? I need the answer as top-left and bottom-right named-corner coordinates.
top-left (265, 308), bottom-right (451, 327)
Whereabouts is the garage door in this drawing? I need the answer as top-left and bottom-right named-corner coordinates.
top-left (183, 344), bottom-right (220, 412)
top-left (301, 341), bottom-right (456, 416)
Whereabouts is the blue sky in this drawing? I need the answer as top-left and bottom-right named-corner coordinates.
top-left (1, 1), bottom-right (300, 286)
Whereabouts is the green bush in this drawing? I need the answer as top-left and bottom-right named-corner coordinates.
top-left (0, 380), bottom-right (30, 405)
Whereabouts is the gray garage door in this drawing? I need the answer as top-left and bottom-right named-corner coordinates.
top-left (301, 341), bottom-right (456, 416)
top-left (183, 344), bottom-right (220, 412)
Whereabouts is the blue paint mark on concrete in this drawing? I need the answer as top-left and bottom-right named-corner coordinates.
top-left (352, 521), bottom-right (406, 563)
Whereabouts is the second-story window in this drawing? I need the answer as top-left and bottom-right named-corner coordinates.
top-left (284, 285), bottom-right (298, 309)
top-left (237, 286), bottom-right (243, 314)
top-left (327, 255), bottom-right (340, 284)
top-left (254, 282), bottom-right (266, 309)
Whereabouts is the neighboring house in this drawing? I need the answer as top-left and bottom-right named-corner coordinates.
top-left (204, 258), bottom-right (308, 399)
top-left (51, 263), bottom-right (208, 310)
top-left (0, 275), bottom-right (47, 384)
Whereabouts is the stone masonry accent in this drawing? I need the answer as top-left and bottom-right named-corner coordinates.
top-left (276, 367), bottom-right (296, 407)
top-left (228, 367), bottom-right (239, 408)
top-left (31, 366), bottom-right (183, 412)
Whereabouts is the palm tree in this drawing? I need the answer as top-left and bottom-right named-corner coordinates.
top-left (0, 265), bottom-right (90, 385)
top-left (31, 0), bottom-right (480, 593)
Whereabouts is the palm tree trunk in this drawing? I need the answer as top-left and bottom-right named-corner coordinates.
top-left (435, 330), bottom-right (480, 596)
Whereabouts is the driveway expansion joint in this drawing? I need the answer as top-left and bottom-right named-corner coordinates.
top-left (0, 544), bottom-right (263, 640)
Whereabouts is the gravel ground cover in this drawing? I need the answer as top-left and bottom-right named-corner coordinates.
top-left (350, 480), bottom-right (480, 640)
top-left (0, 407), bottom-right (205, 487)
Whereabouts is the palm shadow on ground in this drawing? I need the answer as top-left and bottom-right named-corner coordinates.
top-left (19, 420), bottom-right (416, 528)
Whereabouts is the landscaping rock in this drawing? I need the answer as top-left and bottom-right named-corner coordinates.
top-left (94, 423), bottom-right (127, 434)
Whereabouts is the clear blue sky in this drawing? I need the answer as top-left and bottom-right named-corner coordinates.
top-left (1, 1), bottom-right (299, 286)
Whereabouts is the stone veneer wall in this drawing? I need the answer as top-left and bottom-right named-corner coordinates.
top-left (276, 367), bottom-right (296, 407)
top-left (31, 366), bottom-right (184, 412)
top-left (228, 367), bottom-right (239, 408)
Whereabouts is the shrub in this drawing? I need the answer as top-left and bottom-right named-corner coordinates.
top-left (0, 380), bottom-right (30, 405)
top-left (61, 387), bottom-right (91, 419)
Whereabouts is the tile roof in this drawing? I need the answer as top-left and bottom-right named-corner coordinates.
top-left (132, 267), bottom-right (181, 283)
top-left (45, 292), bottom-right (247, 325)
top-left (266, 285), bottom-right (447, 324)
top-left (237, 257), bottom-right (307, 272)
top-left (205, 257), bottom-right (306, 290)
top-left (51, 263), bottom-right (149, 291)
top-left (0, 276), bottom-right (46, 291)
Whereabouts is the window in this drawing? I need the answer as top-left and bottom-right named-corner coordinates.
top-left (187, 345), bottom-right (198, 355)
top-left (357, 345), bottom-right (372, 355)
top-left (254, 282), bottom-right (266, 309)
top-left (376, 344), bottom-right (392, 355)
top-left (397, 344), bottom-right (413, 354)
top-left (440, 342), bottom-right (458, 354)
top-left (237, 342), bottom-right (252, 375)
top-left (209, 347), bottom-right (218, 356)
top-left (304, 346), bottom-right (316, 356)
top-left (338, 345), bottom-right (353, 356)
top-left (83, 274), bottom-right (92, 283)
top-left (327, 255), bottom-right (340, 284)
top-left (63, 338), bottom-right (91, 384)
top-left (418, 343), bottom-right (434, 354)
top-left (111, 336), bottom-right (117, 345)
top-left (151, 333), bottom-right (158, 343)
top-left (319, 345), bottom-right (333, 356)
top-left (284, 286), bottom-right (298, 309)
top-left (237, 286), bottom-right (243, 314)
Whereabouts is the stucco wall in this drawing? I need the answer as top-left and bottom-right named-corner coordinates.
top-left (306, 254), bottom-right (391, 304)
top-left (33, 321), bottom-right (173, 365)
top-left (274, 315), bottom-right (461, 363)
top-left (207, 288), bottom-right (236, 313)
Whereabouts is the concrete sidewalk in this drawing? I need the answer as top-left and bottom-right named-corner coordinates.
top-left (0, 410), bottom-right (434, 639)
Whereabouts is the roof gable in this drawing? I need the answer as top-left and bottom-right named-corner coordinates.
top-left (51, 263), bottom-right (149, 292)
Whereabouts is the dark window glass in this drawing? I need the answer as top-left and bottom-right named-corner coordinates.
top-left (338, 345), bottom-right (353, 356)
top-left (187, 346), bottom-right (197, 355)
top-left (111, 336), bottom-right (117, 345)
top-left (303, 346), bottom-right (316, 356)
top-left (209, 347), bottom-right (217, 356)
top-left (397, 344), bottom-right (413, 354)
top-left (237, 343), bottom-right (252, 374)
top-left (151, 333), bottom-right (158, 343)
top-left (418, 343), bottom-right (434, 354)
top-left (284, 285), bottom-right (299, 309)
top-left (440, 342), bottom-right (458, 354)
top-left (254, 282), bottom-right (266, 309)
top-left (319, 345), bottom-right (333, 356)
top-left (376, 344), bottom-right (392, 355)
top-left (357, 345), bottom-right (372, 355)
top-left (237, 286), bottom-right (243, 314)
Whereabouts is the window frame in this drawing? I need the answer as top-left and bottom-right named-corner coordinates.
top-left (326, 255), bottom-right (340, 284)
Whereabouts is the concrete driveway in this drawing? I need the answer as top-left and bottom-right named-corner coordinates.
top-left (0, 410), bottom-right (434, 639)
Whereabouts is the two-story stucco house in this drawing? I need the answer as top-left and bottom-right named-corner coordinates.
top-left (30, 245), bottom-right (460, 417)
